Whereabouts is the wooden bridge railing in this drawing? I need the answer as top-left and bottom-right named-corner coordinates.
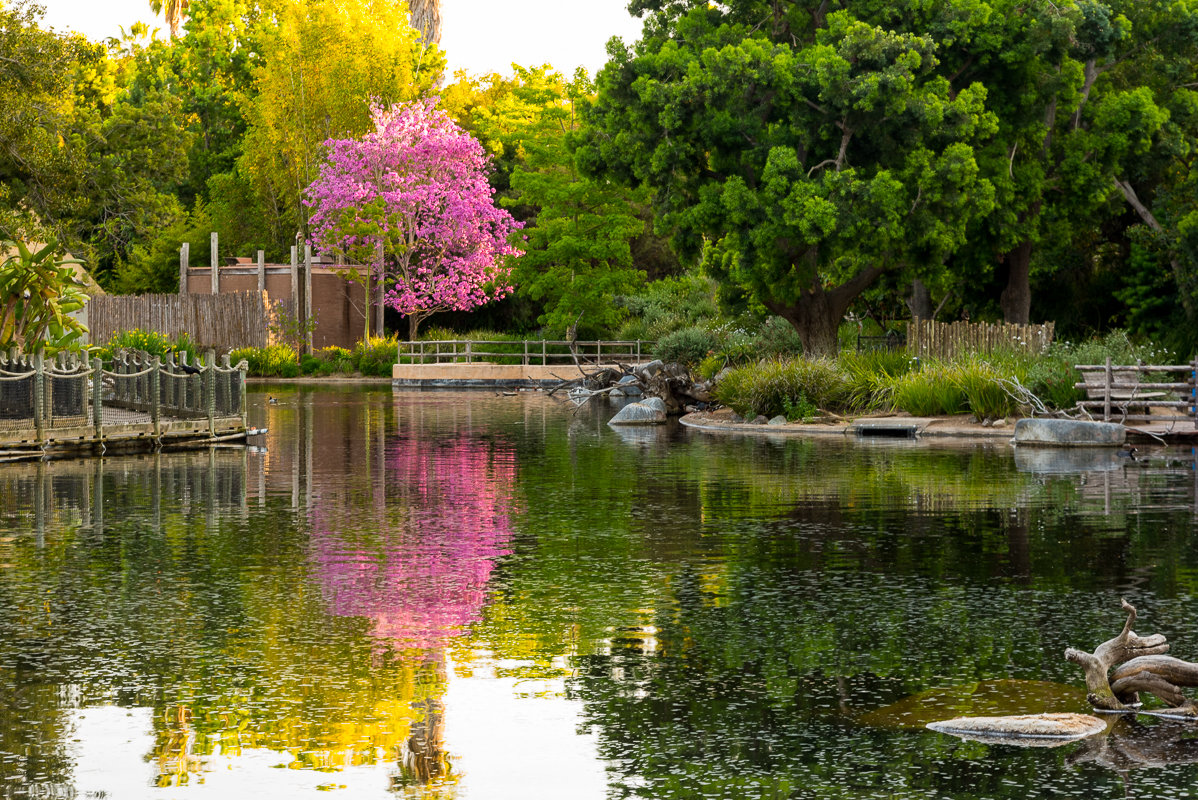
top-left (397, 339), bottom-right (653, 367)
top-left (1074, 358), bottom-right (1198, 426)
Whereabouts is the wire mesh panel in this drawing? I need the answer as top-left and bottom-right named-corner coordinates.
top-left (0, 371), bottom-right (36, 431)
top-left (215, 369), bottom-right (243, 416)
top-left (48, 369), bottom-right (89, 428)
top-left (160, 371), bottom-right (206, 418)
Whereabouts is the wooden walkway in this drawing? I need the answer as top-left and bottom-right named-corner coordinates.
top-left (0, 349), bottom-right (250, 462)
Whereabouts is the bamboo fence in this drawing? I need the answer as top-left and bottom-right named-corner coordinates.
top-left (907, 319), bottom-right (1055, 360)
top-left (89, 291), bottom-right (287, 351)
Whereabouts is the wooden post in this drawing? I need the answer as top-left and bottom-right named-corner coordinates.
top-left (210, 232), bottom-right (219, 295)
top-left (150, 356), bottom-right (161, 440)
top-left (290, 245), bottom-right (299, 314)
top-left (466, 341), bottom-right (472, 364)
top-left (179, 242), bottom-right (190, 296)
top-left (257, 249), bottom-right (266, 294)
top-left (1192, 357), bottom-right (1198, 430)
top-left (33, 351), bottom-right (44, 445)
top-left (303, 244), bottom-right (313, 354)
top-left (205, 349), bottom-right (216, 438)
top-left (1104, 356), bottom-right (1113, 422)
top-left (91, 357), bottom-right (103, 443)
top-left (523, 340), bottom-right (529, 367)
top-left (237, 356), bottom-right (248, 430)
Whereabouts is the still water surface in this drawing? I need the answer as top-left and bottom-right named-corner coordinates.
top-left (4, 386), bottom-right (1198, 798)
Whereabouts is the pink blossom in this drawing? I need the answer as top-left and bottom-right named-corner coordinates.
top-left (305, 99), bottom-right (523, 332)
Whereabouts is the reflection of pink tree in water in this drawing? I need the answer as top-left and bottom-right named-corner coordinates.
top-left (310, 436), bottom-right (516, 649)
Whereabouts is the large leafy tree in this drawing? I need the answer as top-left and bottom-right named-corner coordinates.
top-left (0, 0), bottom-right (99, 239)
top-left (500, 70), bottom-right (648, 338)
top-left (237, 0), bottom-right (444, 246)
top-left (583, 3), bottom-right (997, 356)
top-left (305, 99), bottom-right (522, 340)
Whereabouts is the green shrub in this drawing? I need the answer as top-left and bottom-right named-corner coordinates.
top-left (616, 273), bottom-right (721, 341)
top-left (229, 344), bottom-right (297, 377)
top-left (98, 329), bottom-right (197, 363)
top-left (782, 393), bottom-right (820, 422)
top-left (656, 326), bottom-right (721, 366)
top-left (751, 316), bottom-right (804, 358)
top-left (715, 358), bottom-right (848, 418)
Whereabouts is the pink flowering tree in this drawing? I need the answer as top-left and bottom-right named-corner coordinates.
top-left (306, 99), bottom-right (522, 339)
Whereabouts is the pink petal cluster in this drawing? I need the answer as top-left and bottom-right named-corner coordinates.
top-left (305, 98), bottom-right (522, 319)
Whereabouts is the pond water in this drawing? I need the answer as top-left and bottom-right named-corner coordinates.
top-left (4, 386), bottom-right (1198, 799)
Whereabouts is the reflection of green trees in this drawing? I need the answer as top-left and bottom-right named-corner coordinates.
top-left (0, 447), bottom-right (450, 789)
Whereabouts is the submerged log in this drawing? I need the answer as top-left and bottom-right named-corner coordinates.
top-left (1065, 599), bottom-right (1198, 716)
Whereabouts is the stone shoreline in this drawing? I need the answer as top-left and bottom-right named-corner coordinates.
top-left (679, 408), bottom-right (1015, 440)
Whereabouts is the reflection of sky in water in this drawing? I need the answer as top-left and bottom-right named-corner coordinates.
top-left (62, 658), bottom-right (604, 800)
top-left (310, 436), bottom-right (516, 649)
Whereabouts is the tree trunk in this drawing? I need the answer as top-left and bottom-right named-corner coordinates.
top-left (766, 265), bottom-right (886, 358)
top-left (1000, 239), bottom-right (1033, 324)
top-left (907, 279), bottom-right (932, 321)
top-left (408, 314), bottom-right (420, 341)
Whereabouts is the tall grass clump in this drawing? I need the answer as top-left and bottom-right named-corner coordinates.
top-left (715, 358), bottom-right (848, 418)
top-left (890, 363), bottom-right (967, 416)
top-left (952, 357), bottom-right (1021, 418)
top-left (837, 350), bottom-right (915, 411)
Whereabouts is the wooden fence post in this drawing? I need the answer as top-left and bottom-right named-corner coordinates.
top-left (1104, 356), bottom-right (1113, 422)
top-left (92, 357), bottom-right (103, 445)
top-left (33, 351), bottom-right (44, 445)
top-left (180, 242), bottom-right (190, 296)
top-left (257, 249), bottom-right (266, 294)
top-left (210, 232), bottom-right (220, 295)
top-left (303, 245), bottom-right (313, 354)
top-left (151, 356), bottom-right (161, 440)
top-left (205, 349), bottom-right (216, 438)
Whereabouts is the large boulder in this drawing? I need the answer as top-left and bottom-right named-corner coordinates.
top-left (608, 400), bottom-right (667, 425)
top-left (1013, 419), bottom-right (1126, 447)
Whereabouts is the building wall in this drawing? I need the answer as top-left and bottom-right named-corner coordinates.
top-left (186, 265), bottom-right (369, 350)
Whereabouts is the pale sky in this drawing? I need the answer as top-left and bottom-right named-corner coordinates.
top-left (37, 0), bottom-right (646, 79)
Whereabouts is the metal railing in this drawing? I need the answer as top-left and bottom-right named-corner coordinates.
top-left (0, 347), bottom-right (248, 445)
top-left (1074, 358), bottom-right (1198, 425)
top-left (397, 339), bottom-right (653, 367)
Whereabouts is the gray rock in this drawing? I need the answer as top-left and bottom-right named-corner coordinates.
top-left (622, 384), bottom-right (643, 397)
top-left (1013, 418), bottom-right (1126, 447)
top-left (714, 367), bottom-right (733, 384)
top-left (609, 388), bottom-right (625, 397)
top-left (982, 418), bottom-right (994, 427)
top-left (752, 415), bottom-right (769, 425)
top-left (608, 401), bottom-right (667, 425)
top-left (768, 415), bottom-right (788, 426)
top-left (728, 413), bottom-right (744, 424)
top-left (640, 396), bottom-right (667, 414)
top-left (617, 374), bottom-right (639, 385)
top-left (639, 360), bottom-right (664, 379)
top-left (927, 713), bottom-right (1106, 744)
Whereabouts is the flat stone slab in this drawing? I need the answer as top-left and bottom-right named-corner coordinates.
top-left (927, 713), bottom-right (1107, 744)
top-left (1013, 418), bottom-right (1126, 447)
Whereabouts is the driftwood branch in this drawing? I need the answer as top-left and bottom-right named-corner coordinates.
top-left (1064, 599), bottom-right (1191, 713)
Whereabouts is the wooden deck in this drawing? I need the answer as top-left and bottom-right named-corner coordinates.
top-left (0, 349), bottom-right (251, 462)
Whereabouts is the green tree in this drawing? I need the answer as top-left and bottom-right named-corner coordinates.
top-left (507, 72), bottom-right (647, 337)
top-left (236, 0), bottom-right (444, 246)
top-left (0, 1), bottom-right (99, 240)
top-left (583, 5), bottom-right (997, 356)
top-left (0, 235), bottom-right (89, 352)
